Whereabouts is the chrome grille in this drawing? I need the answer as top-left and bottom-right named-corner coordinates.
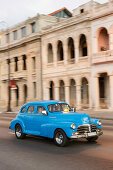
top-left (91, 123), bottom-right (97, 132)
top-left (77, 124), bottom-right (97, 134)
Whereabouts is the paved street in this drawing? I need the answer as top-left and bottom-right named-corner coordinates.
top-left (0, 113), bottom-right (113, 170)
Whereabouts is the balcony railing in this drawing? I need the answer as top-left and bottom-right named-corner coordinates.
top-left (92, 50), bottom-right (113, 65)
top-left (1, 70), bottom-right (27, 81)
top-left (68, 58), bottom-right (75, 64)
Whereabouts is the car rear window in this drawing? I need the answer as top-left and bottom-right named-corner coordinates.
top-left (21, 107), bottom-right (26, 113)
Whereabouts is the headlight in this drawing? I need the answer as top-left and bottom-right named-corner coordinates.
top-left (71, 123), bottom-right (76, 130)
top-left (97, 120), bottom-right (101, 126)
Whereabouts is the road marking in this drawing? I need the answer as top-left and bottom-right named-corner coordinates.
top-left (103, 132), bottom-right (113, 136)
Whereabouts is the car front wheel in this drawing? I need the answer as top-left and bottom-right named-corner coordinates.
top-left (15, 124), bottom-right (26, 139)
top-left (54, 129), bottom-right (69, 147)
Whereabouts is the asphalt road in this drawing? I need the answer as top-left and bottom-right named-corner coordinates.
top-left (0, 114), bottom-right (113, 170)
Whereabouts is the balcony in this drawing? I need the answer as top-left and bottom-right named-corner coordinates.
top-left (92, 50), bottom-right (113, 65)
top-left (1, 70), bottom-right (27, 82)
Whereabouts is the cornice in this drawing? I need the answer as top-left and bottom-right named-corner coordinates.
top-left (90, 10), bottom-right (113, 21)
top-left (42, 13), bottom-right (91, 35)
top-left (0, 34), bottom-right (41, 52)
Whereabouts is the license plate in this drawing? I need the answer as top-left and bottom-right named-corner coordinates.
top-left (88, 132), bottom-right (97, 137)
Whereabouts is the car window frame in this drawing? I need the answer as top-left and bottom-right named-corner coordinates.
top-left (47, 103), bottom-right (72, 113)
top-left (20, 106), bottom-right (27, 113)
top-left (27, 105), bottom-right (35, 114)
top-left (37, 105), bottom-right (48, 115)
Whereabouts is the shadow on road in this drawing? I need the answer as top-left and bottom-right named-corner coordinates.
top-left (10, 134), bottom-right (100, 155)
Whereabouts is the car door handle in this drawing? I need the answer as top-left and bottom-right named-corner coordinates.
top-left (24, 116), bottom-right (26, 117)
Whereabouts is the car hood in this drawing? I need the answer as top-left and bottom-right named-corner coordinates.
top-left (52, 112), bottom-right (90, 124)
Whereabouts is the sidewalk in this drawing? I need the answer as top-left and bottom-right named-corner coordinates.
top-left (0, 109), bottom-right (113, 120)
top-left (79, 109), bottom-right (113, 120)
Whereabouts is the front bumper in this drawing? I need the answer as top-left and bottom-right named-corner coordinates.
top-left (71, 129), bottom-right (103, 139)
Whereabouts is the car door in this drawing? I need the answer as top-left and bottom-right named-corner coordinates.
top-left (24, 105), bottom-right (36, 132)
top-left (33, 105), bottom-right (48, 136)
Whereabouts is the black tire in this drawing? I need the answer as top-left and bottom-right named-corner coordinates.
top-left (15, 124), bottom-right (26, 139)
top-left (54, 129), bottom-right (69, 147)
top-left (87, 136), bottom-right (98, 142)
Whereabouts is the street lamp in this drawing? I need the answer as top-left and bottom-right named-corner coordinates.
top-left (0, 21), bottom-right (11, 112)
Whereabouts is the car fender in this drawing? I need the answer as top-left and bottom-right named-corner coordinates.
top-left (10, 118), bottom-right (25, 133)
top-left (90, 118), bottom-right (102, 129)
top-left (40, 121), bottom-right (74, 139)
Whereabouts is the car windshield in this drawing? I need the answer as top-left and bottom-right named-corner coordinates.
top-left (48, 103), bottom-right (72, 113)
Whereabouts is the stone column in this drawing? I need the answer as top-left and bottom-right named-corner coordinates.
top-left (94, 76), bottom-right (99, 110)
top-left (19, 83), bottom-right (24, 105)
top-left (10, 58), bottom-right (15, 73)
top-left (65, 79), bottom-right (70, 104)
top-left (54, 79), bottom-right (59, 100)
top-left (43, 80), bottom-right (49, 100)
top-left (76, 79), bottom-right (81, 110)
top-left (11, 89), bottom-right (16, 107)
top-left (18, 56), bottom-right (23, 71)
top-left (42, 42), bottom-right (48, 67)
top-left (109, 75), bottom-right (113, 109)
top-left (27, 53), bottom-right (32, 101)
top-left (4, 60), bottom-right (8, 75)
top-left (74, 37), bottom-right (79, 63)
top-left (87, 30), bottom-right (91, 58)
top-left (63, 40), bottom-right (68, 65)
top-left (109, 33), bottom-right (113, 50)
top-left (53, 41), bottom-right (57, 67)
top-left (88, 78), bottom-right (92, 109)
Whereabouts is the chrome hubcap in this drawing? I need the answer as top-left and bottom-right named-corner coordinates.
top-left (56, 132), bottom-right (63, 144)
top-left (16, 127), bottom-right (21, 137)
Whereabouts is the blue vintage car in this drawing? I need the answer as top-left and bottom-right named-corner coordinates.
top-left (9, 100), bottom-right (103, 146)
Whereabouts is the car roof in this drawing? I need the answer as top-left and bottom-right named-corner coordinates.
top-left (22, 100), bottom-right (66, 107)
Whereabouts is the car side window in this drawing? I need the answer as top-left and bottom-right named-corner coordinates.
top-left (37, 106), bottom-right (46, 114)
top-left (21, 107), bottom-right (26, 113)
top-left (27, 106), bottom-right (34, 114)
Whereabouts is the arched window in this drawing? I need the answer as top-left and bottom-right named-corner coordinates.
top-left (48, 43), bottom-right (53, 63)
top-left (57, 41), bottom-right (64, 61)
top-left (81, 78), bottom-right (89, 108)
top-left (98, 28), bottom-right (109, 52)
top-left (49, 81), bottom-right (54, 100)
top-left (59, 80), bottom-right (65, 101)
top-left (69, 79), bottom-right (76, 107)
top-left (79, 34), bottom-right (88, 57)
top-left (68, 37), bottom-right (75, 60)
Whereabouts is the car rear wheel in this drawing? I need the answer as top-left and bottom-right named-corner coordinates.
top-left (87, 136), bottom-right (98, 142)
top-left (15, 124), bottom-right (26, 139)
top-left (54, 129), bottom-right (69, 147)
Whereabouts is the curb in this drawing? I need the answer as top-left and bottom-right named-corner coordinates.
top-left (91, 116), bottom-right (113, 121)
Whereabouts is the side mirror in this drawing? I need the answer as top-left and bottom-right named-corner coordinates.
top-left (42, 110), bottom-right (47, 115)
top-left (72, 108), bottom-right (75, 112)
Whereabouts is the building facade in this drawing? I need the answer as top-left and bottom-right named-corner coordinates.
top-left (0, 14), bottom-right (62, 111)
top-left (42, 0), bottom-right (113, 111)
top-left (0, 0), bottom-right (113, 111)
